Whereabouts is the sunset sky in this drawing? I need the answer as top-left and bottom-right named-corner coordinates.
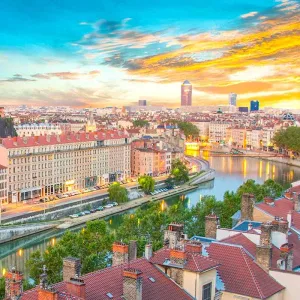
top-left (0, 0), bottom-right (299, 108)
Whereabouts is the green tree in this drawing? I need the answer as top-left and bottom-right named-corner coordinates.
top-left (138, 175), bottom-right (155, 194)
top-left (26, 220), bottom-right (114, 284)
top-left (177, 121), bottom-right (199, 139)
top-left (273, 126), bottom-right (300, 153)
top-left (0, 277), bottom-right (4, 299)
top-left (108, 182), bottom-right (129, 203)
top-left (133, 119), bottom-right (149, 128)
top-left (170, 159), bottom-right (189, 184)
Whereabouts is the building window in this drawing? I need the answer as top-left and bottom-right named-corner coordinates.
top-left (202, 282), bottom-right (212, 300)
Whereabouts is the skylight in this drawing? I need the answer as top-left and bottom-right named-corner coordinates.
top-left (106, 292), bottom-right (113, 298)
top-left (148, 277), bottom-right (156, 283)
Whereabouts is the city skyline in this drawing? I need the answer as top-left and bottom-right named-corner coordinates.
top-left (0, 0), bottom-right (299, 108)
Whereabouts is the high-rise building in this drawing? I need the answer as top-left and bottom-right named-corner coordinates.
top-left (250, 100), bottom-right (259, 111)
top-left (138, 100), bottom-right (147, 106)
top-left (229, 93), bottom-right (237, 106)
top-left (181, 80), bottom-right (192, 106)
top-left (238, 107), bottom-right (249, 113)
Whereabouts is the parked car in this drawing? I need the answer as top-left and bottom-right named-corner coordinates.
top-left (39, 197), bottom-right (49, 203)
top-left (78, 212), bottom-right (86, 216)
top-left (69, 214), bottom-right (79, 218)
top-left (104, 204), bottom-right (114, 209)
top-left (96, 206), bottom-right (104, 211)
top-left (112, 202), bottom-right (119, 206)
top-left (83, 210), bottom-right (91, 214)
top-left (57, 194), bottom-right (64, 199)
top-left (94, 186), bottom-right (100, 190)
top-left (90, 209), bottom-right (97, 213)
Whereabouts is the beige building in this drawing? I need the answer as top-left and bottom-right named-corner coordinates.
top-left (0, 165), bottom-right (8, 204)
top-left (14, 123), bottom-right (62, 137)
top-left (209, 122), bottom-right (231, 143)
top-left (0, 131), bottom-right (131, 203)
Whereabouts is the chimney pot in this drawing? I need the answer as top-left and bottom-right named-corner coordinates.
top-left (145, 244), bottom-right (153, 260)
top-left (112, 242), bottom-right (129, 266)
top-left (66, 278), bottom-right (86, 299)
top-left (129, 240), bottom-right (137, 261)
top-left (205, 214), bottom-right (219, 239)
top-left (185, 241), bottom-right (202, 254)
top-left (4, 268), bottom-right (23, 299)
top-left (241, 193), bottom-right (255, 221)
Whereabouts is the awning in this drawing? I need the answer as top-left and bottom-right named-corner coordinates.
top-left (20, 186), bottom-right (42, 193)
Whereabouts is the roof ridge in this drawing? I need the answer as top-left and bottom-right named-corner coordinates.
top-left (240, 248), bottom-right (265, 299)
top-left (191, 253), bottom-right (200, 272)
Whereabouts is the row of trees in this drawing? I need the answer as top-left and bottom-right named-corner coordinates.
top-left (24, 178), bottom-right (283, 286)
top-left (273, 126), bottom-right (300, 154)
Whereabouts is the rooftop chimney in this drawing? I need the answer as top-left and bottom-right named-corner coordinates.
top-left (112, 242), bottom-right (129, 266)
top-left (63, 257), bottom-right (81, 282)
top-left (4, 268), bottom-right (23, 300)
top-left (129, 240), bottom-right (137, 261)
top-left (276, 243), bottom-right (294, 271)
top-left (256, 223), bottom-right (273, 270)
top-left (205, 214), bottom-right (219, 239)
top-left (170, 248), bottom-right (186, 265)
top-left (241, 193), bottom-right (255, 221)
top-left (144, 244), bottom-right (153, 260)
top-left (163, 223), bottom-right (184, 249)
top-left (123, 268), bottom-right (143, 300)
top-left (185, 241), bottom-right (202, 254)
top-left (66, 277), bottom-right (86, 299)
top-left (38, 266), bottom-right (58, 300)
top-left (293, 193), bottom-right (300, 212)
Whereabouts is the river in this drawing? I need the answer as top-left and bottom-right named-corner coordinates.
top-left (1, 155), bottom-right (300, 277)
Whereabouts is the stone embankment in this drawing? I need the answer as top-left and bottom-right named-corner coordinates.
top-left (0, 223), bottom-right (55, 244)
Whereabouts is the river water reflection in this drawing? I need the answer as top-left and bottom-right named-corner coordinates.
top-left (1, 155), bottom-right (300, 277)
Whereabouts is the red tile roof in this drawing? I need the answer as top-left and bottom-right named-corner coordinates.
top-left (2, 130), bottom-right (128, 149)
top-left (150, 247), bottom-right (219, 273)
top-left (21, 258), bottom-right (192, 300)
top-left (207, 243), bottom-right (284, 299)
top-left (255, 198), bottom-right (294, 220)
top-left (220, 233), bottom-right (282, 269)
top-left (288, 230), bottom-right (300, 269)
top-left (291, 211), bottom-right (300, 231)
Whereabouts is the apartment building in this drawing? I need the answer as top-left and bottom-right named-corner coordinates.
top-left (0, 165), bottom-right (8, 204)
top-left (191, 121), bottom-right (210, 140)
top-left (0, 131), bottom-right (131, 203)
top-left (226, 127), bottom-right (247, 148)
top-left (262, 128), bottom-right (276, 150)
top-left (14, 123), bottom-right (62, 137)
top-left (209, 122), bottom-right (231, 143)
top-left (131, 148), bottom-right (171, 176)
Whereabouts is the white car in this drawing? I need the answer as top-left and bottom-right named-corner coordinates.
top-left (104, 204), bottom-right (114, 209)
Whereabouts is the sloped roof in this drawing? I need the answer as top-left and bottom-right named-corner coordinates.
top-left (255, 198), bottom-right (294, 219)
top-left (207, 243), bottom-right (284, 299)
top-left (21, 258), bottom-right (193, 300)
top-left (150, 247), bottom-right (219, 273)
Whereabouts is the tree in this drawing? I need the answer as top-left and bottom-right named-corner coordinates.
top-left (0, 277), bottom-right (4, 299)
top-left (26, 220), bottom-right (114, 284)
top-left (273, 126), bottom-right (300, 153)
top-left (138, 175), bottom-right (155, 194)
top-left (108, 182), bottom-right (129, 203)
top-left (170, 159), bottom-right (189, 184)
top-left (133, 119), bottom-right (149, 128)
top-left (177, 121), bottom-right (199, 139)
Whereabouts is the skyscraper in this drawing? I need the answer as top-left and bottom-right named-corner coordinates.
top-left (250, 100), bottom-right (259, 111)
top-left (229, 93), bottom-right (237, 106)
top-left (181, 80), bottom-right (192, 106)
top-left (138, 100), bottom-right (147, 106)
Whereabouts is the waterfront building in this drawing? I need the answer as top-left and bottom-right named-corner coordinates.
top-left (226, 127), bottom-right (247, 148)
top-left (191, 121), bottom-right (210, 140)
top-left (0, 131), bottom-right (131, 203)
top-left (14, 123), bottom-right (62, 137)
top-left (0, 165), bottom-right (8, 204)
top-left (208, 121), bottom-right (231, 143)
top-left (181, 80), bottom-right (192, 106)
top-left (262, 128), bottom-right (275, 151)
top-left (228, 93), bottom-right (237, 106)
top-left (250, 100), bottom-right (259, 111)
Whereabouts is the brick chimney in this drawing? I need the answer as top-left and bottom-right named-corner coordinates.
top-left (241, 193), bottom-right (255, 221)
top-left (205, 214), bottom-right (219, 239)
top-left (66, 277), bottom-right (86, 299)
top-left (123, 268), bottom-right (143, 300)
top-left (170, 248), bottom-right (186, 265)
top-left (144, 244), bottom-right (153, 260)
top-left (112, 242), bottom-right (129, 266)
top-left (4, 268), bottom-right (23, 300)
top-left (163, 223), bottom-right (184, 249)
top-left (129, 240), bottom-right (137, 261)
top-left (185, 241), bottom-right (202, 254)
top-left (63, 257), bottom-right (81, 282)
top-left (256, 223), bottom-right (273, 270)
top-left (293, 193), bottom-right (300, 212)
top-left (277, 243), bottom-right (294, 271)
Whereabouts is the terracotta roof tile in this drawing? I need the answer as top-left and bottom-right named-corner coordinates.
top-left (207, 243), bottom-right (284, 299)
top-left (256, 198), bottom-right (293, 219)
top-left (21, 258), bottom-right (192, 300)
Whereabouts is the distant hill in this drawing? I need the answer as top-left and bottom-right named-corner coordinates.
top-left (0, 118), bottom-right (17, 138)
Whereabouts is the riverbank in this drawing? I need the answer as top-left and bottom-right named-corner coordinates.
top-left (57, 183), bottom-right (198, 229)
